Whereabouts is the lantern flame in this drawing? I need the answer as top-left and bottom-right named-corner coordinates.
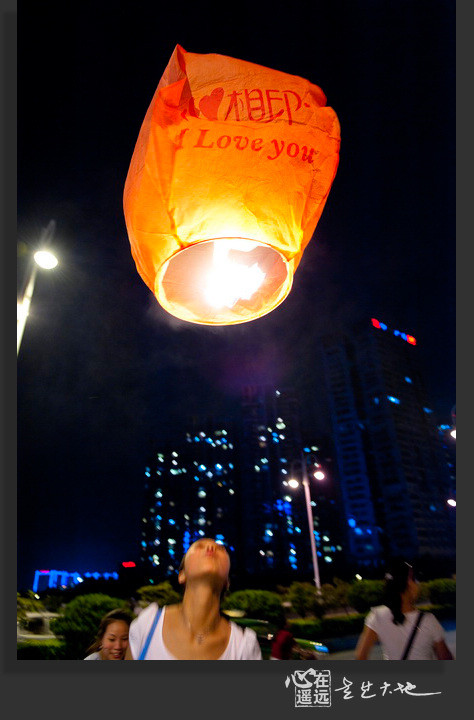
top-left (204, 239), bottom-right (266, 308)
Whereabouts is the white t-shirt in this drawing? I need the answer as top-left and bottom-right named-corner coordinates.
top-left (365, 605), bottom-right (445, 660)
top-left (84, 651), bottom-right (102, 660)
top-left (128, 603), bottom-right (262, 660)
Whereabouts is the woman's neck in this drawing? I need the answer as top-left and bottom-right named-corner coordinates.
top-left (180, 583), bottom-right (222, 631)
top-left (400, 593), bottom-right (416, 614)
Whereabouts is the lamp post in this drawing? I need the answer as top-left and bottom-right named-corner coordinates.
top-left (17, 221), bottom-right (58, 355)
top-left (288, 451), bottom-right (326, 594)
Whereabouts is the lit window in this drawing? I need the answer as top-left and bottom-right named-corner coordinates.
top-left (229, 489), bottom-right (234, 495)
top-left (168, 538), bottom-right (176, 544)
top-left (254, 465), bottom-right (260, 472)
top-left (387, 396), bottom-right (400, 404)
top-left (373, 397), bottom-right (379, 405)
top-left (198, 518), bottom-right (206, 525)
top-left (405, 377), bottom-right (412, 383)
top-left (284, 495), bottom-right (292, 502)
top-left (172, 452), bottom-right (178, 457)
top-left (198, 490), bottom-right (206, 498)
top-left (276, 390), bottom-right (281, 396)
top-left (324, 556), bottom-right (333, 563)
top-left (265, 529), bottom-right (273, 537)
top-left (424, 407), bottom-right (433, 414)
top-left (199, 464), bottom-right (206, 471)
top-left (348, 518), bottom-right (356, 528)
top-left (323, 535), bottom-right (329, 541)
top-left (310, 501), bottom-right (316, 507)
top-left (199, 506), bottom-right (206, 512)
top-left (169, 519), bottom-right (175, 525)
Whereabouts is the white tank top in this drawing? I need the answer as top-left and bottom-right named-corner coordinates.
top-left (129, 603), bottom-right (262, 660)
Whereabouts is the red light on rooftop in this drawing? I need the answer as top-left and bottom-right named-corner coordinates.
top-left (371, 318), bottom-right (381, 329)
top-left (122, 561), bottom-right (136, 568)
top-left (39, 570), bottom-right (49, 574)
top-left (407, 335), bottom-right (416, 345)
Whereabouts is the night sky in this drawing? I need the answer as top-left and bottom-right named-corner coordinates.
top-left (17, 0), bottom-right (455, 591)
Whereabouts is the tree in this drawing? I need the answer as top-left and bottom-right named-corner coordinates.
top-left (17, 591), bottom-right (45, 627)
top-left (286, 583), bottom-right (324, 618)
top-left (320, 579), bottom-right (351, 614)
top-left (136, 581), bottom-right (181, 608)
top-left (50, 593), bottom-right (130, 659)
top-left (347, 580), bottom-right (384, 613)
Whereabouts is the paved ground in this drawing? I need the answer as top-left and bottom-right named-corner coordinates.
top-left (327, 629), bottom-right (456, 660)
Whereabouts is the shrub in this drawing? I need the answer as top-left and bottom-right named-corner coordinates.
top-left (50, 593), bottom-right (130, 659)
top-left (286, 582), bottom-right (324, 618)
top-left (17, 592), bottom-right (45, 627)
top-left (17, 639), bottom-right (67, 660)
top-left (222, 590), bottom-right (283, 623)
top-left (136, 581), bottom-right (181, 608)
top-left (426, 579), bottom-right (456, 607)
top-left (288, 614), bottom-right (366, 641)
top-left (287, 618), bottom-right (322, 640)
top-left (347, 580), bottom-right (384, 613)
top-left (320, 579), bottom-right (351, 613)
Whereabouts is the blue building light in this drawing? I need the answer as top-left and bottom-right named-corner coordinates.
top-left (373, 397), bottom-right (379, 405)
top-left (379, 322), bottom-right (387, 330)
top-left (405, 377), bottom-right (412, 383)
top-left (348, 518), bottom-right (356, 528)
top-left (169, 518), bottom-right (176, 525)
top-left (424, 407), bottom-right (433, 414)
top-left (354, 528), bottom-right (363, 535)
top-left (387, 396), bottom-right (400, 404)
top-left (198, 464), bottom-right (206, 471)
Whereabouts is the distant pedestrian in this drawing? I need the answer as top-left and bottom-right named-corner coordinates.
top-left (125, 538), bottom-right (262, 660)
top-left (270, 616), bottom-right (296, 659)
top-left (355, 560), bottom-right (453, 660)
top-left (84, 609), bottom-right (132, 660)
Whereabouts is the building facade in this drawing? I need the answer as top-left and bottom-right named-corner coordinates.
top-left (321, 318), bottom-right (455, 570)
top-left (139, 423), bottom-right (239, 580)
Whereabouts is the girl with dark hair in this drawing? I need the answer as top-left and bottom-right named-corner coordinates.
top-left (125, 538), bottom-right (262, 660)
top-left (355, 561), bottom-right (453, 660)
top-left (84, 609), bottom-right (132, 660)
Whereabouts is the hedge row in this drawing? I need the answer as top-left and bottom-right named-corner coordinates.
top-left (17, 639), bottom-right (68, 660)
top-left (288, 614), bottom-right (366, 640)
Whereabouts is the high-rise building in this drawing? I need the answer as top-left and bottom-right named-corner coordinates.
top-left (321, 318), bottom-right (455, 570)
top-left (237, 386), bottom-right (344, 583)
top-left (139, 423), bottom-right (239, 580)
top-left (139, 391), bottom-right (345, 587)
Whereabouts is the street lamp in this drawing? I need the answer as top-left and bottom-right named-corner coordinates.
top-left (288, 451), bottom-right (326, 594)
top-left (17, 220), bottom-right (58, 355)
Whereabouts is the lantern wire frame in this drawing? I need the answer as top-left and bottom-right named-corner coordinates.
top-left (154, 237), bottom-right (293, 325)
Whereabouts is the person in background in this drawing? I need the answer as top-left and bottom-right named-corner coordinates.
top-left (355, 560), bottom-right (453, 660)
top-left (270, 616), bottom-right (296, 659)
top-left (84, 609), bottom-right (132, 660)
top-left (125, 538), bottom-right (262, 660)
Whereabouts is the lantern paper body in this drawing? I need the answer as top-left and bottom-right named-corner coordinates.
top-left (124, 45), bottom-right (340, 325)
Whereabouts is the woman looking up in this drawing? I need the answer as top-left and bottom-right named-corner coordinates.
top-left (125, 538), bottom-right (262, 660)
top-left (355, 560), bottom-right (453, 660)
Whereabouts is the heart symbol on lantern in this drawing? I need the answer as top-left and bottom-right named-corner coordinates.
top-left (198, 88), bottom-right (224, 120)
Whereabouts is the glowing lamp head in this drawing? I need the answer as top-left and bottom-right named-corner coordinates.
top-left (447, 499), bottom-right (456, 507)
top-left (34, 250), bottom-right (58, 269)
top-left (288, 479), bottom-right (299, 489)
top-left (314, 470), bottom-right (325, 480)
top-left (450, 429), bottom-right (456, 439)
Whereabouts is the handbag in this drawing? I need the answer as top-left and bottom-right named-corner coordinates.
top-left (400, 611), bottom-right (424, 660)
top-left (138, 605), bottom-right (162, 660)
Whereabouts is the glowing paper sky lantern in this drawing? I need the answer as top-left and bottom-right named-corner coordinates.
top-left (124, 45), bottom-right (340, 325)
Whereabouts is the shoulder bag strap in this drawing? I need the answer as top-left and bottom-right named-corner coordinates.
top-left (138, 605), bottom-right (162, 660)
top-left (400, 611), bottom-right (424, 660)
